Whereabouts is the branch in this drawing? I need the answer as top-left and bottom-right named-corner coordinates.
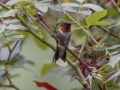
top-left (98, 26), bottom-right (120, 39)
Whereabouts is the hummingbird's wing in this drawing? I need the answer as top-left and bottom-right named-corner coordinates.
top-left (53, 46), bottom-right (59, 62)
top-left (65, 34), bottom-right (71, 46)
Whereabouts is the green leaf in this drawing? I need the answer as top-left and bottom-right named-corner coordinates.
top-left (41, 63), bottom-right (56, 76)
top-left (86, 10), bottom-right (107, 26)
top-left (107, 70), bottom-right (120, 82)
top-left (82, 4), bottom-right (104, 11)
top-left (6, 24), bottom-right (26, 30)
top-left (5, 0), bottom-right (21, 5)
top-left (94, 22), bottom-right (111, 25)
top-left (0, 23), bottom-right (6, 33)
top-left (0, 9), bottom-right (17, 18)
top-left (34, 0), bottom-right (48, 13)
top-left (108, 54), bottom-right (120, 68)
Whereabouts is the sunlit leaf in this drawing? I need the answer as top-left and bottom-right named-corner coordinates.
top-left (86, 10), bottom-right (107, 26)
top-left (82, 3), bottom-right (104, 11)
top-left (5, 0), bottom-right (21, 5)
top-left (0, 23), bottom-right (6, 33)
top-left (0, 9), bottom-right (17, 18)
top-left (34, 0), bottom-right (48, 13)
top-left (6, 24), bottom-right (26, 30)
top-left (108, 54), bottom-right (120, 68)
top-left (77, 0), bottom-right (85, 3)
top-left (41, 63), bottom-right (56, 76)
top-left (21, 66), bottom-right (37, 78)
top-left (107, 70), bottom-right (120, 82)
top-left (33, 80), bottom-right (57, 90)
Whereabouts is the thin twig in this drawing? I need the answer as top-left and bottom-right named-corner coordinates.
top-left (98, 26), bottom-right (120, 39)
top-left (4, 63), bottom-right (20, 90)
top-left (7, 41), bottom-right (19, 62)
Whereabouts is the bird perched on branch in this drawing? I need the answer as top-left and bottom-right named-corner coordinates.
top-left (53, 21), bottom-right (75, 62)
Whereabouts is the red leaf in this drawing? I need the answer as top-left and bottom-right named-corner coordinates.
top-left (33, 80), bottom-right (57, 90)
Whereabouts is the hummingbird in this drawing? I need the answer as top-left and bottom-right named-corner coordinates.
top-left (53, 21), bottom-right (74, 62)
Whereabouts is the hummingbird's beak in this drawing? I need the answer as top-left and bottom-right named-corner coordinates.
top-left (70, 22), bottom-right (77, 24)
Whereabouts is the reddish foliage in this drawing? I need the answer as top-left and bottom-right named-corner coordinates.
top-left (106, 0), bottom-right (118, 3)
top-left (33, 80), bottom-right (57, 90)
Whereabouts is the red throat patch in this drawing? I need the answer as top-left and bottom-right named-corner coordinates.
top-left (59, 26), bottom-right (71, 32)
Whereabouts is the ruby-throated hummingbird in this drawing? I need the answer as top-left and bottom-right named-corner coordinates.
top-left (53, 21), bottom-right (74, 62)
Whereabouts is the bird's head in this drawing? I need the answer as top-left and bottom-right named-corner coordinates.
top-left (59, 21), bottom-right (75, 32)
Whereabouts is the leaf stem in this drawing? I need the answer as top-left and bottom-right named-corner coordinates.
top-left (87, 29), bottom-right (111, 56)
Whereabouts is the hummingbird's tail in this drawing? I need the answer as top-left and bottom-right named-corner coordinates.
top-left (53, 46), bottom-right (66, 62)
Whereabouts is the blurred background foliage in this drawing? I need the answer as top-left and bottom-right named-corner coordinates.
top-left (0, 0), bottom-right (120, 90)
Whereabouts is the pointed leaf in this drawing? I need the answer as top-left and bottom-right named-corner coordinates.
top-left (41, 63), bottom-right (56, 76)
top-left (86, 10), bottom-right (107, 26)
top-left (108, 54), bottom-right (120, 68)
top-left (82, 4), bottom-right (104, 11)
top-left (34, 1), bottom-right (48, 13)
top-left (33, 81), bottom-right (57, 90)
